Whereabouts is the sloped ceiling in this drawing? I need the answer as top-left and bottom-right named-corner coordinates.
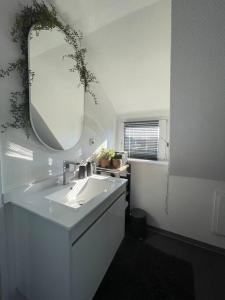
top-left (50, 0), bottom-right (171, 115)
top-left (50, 0), bottom-right (161, 34)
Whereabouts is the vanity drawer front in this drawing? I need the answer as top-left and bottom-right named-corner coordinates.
top-left (71, 193), bottom-right (126, 300)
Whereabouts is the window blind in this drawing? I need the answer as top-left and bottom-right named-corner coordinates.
top-left (124, 120), bottom-right (159, 160)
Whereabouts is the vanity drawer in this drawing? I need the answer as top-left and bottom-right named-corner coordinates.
top-left (71, 193), bottom-right (126, 300)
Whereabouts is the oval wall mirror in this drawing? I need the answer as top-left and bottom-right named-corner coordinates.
top-left (28, 26), bottom-right (84, 151)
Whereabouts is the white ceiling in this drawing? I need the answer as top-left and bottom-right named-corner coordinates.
top-left (50, 0), bottom-right (161, 35)
top-left (50, 0), bottom-right (171, 115)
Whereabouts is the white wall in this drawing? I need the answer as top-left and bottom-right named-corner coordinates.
top-left (84, 0), bottom-right (171, 115)
top-left (130, 160), bottom-right (169, 225)
top-left (130, 0), bottom-right (225, 250)
top-left (130, 158), bottom-right (225, 249)
top-left (170, 0), bottom-right (225, 181)
top-left (168, 0), bottom-right (225, 248)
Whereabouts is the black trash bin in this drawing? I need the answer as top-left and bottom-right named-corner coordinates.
top-left (130, 208), bottom-right (147, 240)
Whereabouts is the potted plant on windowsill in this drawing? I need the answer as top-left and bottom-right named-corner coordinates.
top-left (112, 153), bottom-right (123, 169)
top-left (98, 148), bottom-right (115, 168)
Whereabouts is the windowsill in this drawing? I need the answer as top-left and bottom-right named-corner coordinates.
top-left (128, 158), bottom-right (169, 166)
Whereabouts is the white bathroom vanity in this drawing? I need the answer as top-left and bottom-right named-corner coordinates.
top-left (7, 175), bottom-right (127, 300)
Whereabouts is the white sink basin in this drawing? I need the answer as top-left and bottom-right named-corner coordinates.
top-left (46, 175), bottom-right (114, 209)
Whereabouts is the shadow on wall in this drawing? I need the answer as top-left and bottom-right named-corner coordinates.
top-left (1, 130), bottom-right (110, 192)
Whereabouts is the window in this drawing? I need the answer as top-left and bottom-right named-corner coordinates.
top-left (124, 120), bottom-right (160, 160)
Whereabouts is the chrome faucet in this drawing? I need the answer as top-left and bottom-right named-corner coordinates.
top-left (63, 160), bottom-right (80, 185)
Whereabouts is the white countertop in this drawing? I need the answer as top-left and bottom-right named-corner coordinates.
top-left (6, 175), bottom-right (127, 232)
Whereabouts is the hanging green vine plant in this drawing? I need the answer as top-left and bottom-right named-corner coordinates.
top-left (0, 0), bottom-right (98, 136)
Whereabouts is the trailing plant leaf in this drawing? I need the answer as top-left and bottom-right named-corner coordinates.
top-left (0, 0), bottom-right (98, 136)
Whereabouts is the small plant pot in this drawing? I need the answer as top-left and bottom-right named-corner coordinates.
top-left (100, 158), bottom-right (111, 168)
top-left (112, 159), bottom-right (122, 169)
